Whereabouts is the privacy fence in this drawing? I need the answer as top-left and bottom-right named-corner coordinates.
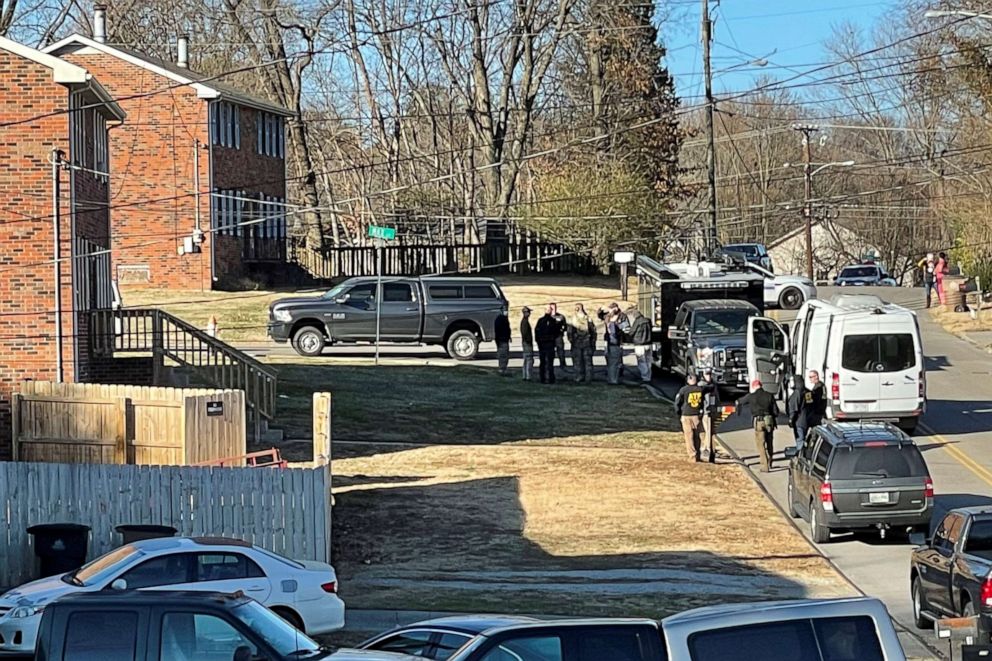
top-left (0, 461), bottom-right (330, 586)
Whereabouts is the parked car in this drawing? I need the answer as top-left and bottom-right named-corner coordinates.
top-left (786, 293), bottom-right (926, 433)
top-left (910, 506), bottom-right (992, 631)
top-left (722, 242), bottom-right (773, 271)
top-left (834, 264), bottom-right (897, 287)
top-left (268, 276), bottom-right (507, 360)
top-left (668, 299), bottom-right (762, 391)
top-left (340, 616), bottom-right (539, 660)
top-left (32, 590), bottom-right (335, 661)
top-left (744, 262), bottom-right (817, 310)
top-left (784, 421), bottom-right (933, 544)
top-left (335, 597), bottom-right (905, 661)
top-left (0, 536), bottom-right (344, 655)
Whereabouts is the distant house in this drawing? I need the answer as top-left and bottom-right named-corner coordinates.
top-left (44, 7), bottom-right (294, 290)
top-left (768, 218), bottom-right (878, 281)
top-left (0, 35), bottom-right (125, 459)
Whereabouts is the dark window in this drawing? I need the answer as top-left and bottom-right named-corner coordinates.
top-left (434, 633), bottom-right (473, 660)
top-left (345, 284), bottom-right (376, 308)
top-left (726, 244), bottom-right (759, 256)
top-left (934, 514), bottom-right (956, 553)
top-left (194, 553), bottom-right (265, 582)
top-left (429, 286), bottom-right (463, 300)
top-left (812, 439), bottom-right (832, 478)
top-left (370, 631), bottom-right (433, 656)
top-left (464, 285), bottom-right (497, 299)
top-left (752, 318), bottom-right (785, 351)
top-left (842, 334), bottom-right (916, 373)
top-left (828, 445), bottom-right (928, 479)
top-left (947, 515), bottom-right (966, 546)
top-left (840, 266), bottom-right (878, 279)
top-left (965, 519), bottom-right (992, 555)
top-left (161, 612), bottom-right (256, 661)
top-left (383, 283), bottom-right (414, 303)
top-left (118, 553), bottom-right (190, 588)
top-left (64, 611), bottom-right (138, 661)
top-left (478, 635), bottom-right (563, 661)
top-left (688, 616), bottom-right (883, 661)
top-left (576, 628), bottom-right (651, 661)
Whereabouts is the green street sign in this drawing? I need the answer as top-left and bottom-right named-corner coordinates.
top-left (368, 225), bottom-right (396, 241)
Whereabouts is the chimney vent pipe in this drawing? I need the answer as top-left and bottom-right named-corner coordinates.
top-left (177, 35), bottom-right (189, 68)
top-left (93, 4), bottom-right (107, 43)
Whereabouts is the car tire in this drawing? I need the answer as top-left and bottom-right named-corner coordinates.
top-left (810, 499), bottom-right (830, 544)
top-left (272, 607), bottom-right (306, 633)
top-left (787, 475), bottom-right (799, 518)
top-left (913, 576), bottom-right (934, 629)
top-left (292, 326), bottom-right (326, 357)
top-left (779, 287), bottom-right (804, 310)
top-left (446, 329), bottom-right (480, 361)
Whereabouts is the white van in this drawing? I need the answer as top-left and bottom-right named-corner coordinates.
top-left (776, 294), bottom-right (926, 433)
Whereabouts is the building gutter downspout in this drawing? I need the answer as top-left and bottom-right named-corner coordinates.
top-left (207, 100), bottom-right (216, 287)
top-left (51, 148), bottom-right (64, 383)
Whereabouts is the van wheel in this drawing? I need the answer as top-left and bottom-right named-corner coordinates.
top-left (912, 576), bottom-right (933, 629)
top-left (810, 499), bottom-right (830, 544)
top-left (446, 330), bottom-right (480, 361)
top-left (779, 287), bottom-right (804, 310)
top-left (292, 327), bottom-right (326, 357)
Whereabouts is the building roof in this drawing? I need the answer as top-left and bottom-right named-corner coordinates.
top-left (0, 34), bottom-right (125, 120)
top-left (767, 217), bottom-right (861, 250)
top-left (43, 34), bottom-right (292, 117)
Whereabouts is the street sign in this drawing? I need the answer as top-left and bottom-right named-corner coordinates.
top-left (368, 225), bottom-right (396, 241)
top-left (614, 251), bottom-right (635, 264)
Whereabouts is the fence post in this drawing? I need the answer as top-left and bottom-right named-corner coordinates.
top-left (115, 397), bottom-right (130, 464)
top-left (151, 311), bottom-right (163, 385)
top-left (312, 392), bottom-right (332, 562)
top-left (10, 393), bottom-right (20, 462)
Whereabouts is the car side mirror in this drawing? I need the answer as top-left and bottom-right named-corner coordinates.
top-left (909, 532), bottom-right (928, 546)
top-left (784, 447), bottom-right (798, 459)
top-left (109, 578), bottom-right (127, 591)
top-left (668, 329), bottom-right (687, 340)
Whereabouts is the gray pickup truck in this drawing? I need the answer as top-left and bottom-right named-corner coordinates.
top-left (268, 276), bottom-right (507, 360)
top-left (911, 506), bottom-right (992, 630)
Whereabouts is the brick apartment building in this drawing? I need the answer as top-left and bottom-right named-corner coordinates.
top-left (0, 35), bottom-right (126, 458)
top-left (45, 12), bottom-right (292, 291)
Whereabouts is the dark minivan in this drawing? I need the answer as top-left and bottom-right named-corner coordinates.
top-left (786, 421), bottom-right (933, 543)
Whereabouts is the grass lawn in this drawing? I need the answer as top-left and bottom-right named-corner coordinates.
top-left (930, 305), bottom-right (992, 347)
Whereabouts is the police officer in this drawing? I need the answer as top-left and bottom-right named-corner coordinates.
top-left (789, 370), bottom-right (826, 448)
top-left (700, 368), bottom-right (720, 463)
top-left (675, 374), bottom-right (706, 462)
top-left (494, 309), bottom-right (511, 376)
top-left (736, 379), bottom-right (780, 472)
top-left (568, 303), bottom-right (596, 383)
top-left (535, 305), bottom-right (558, 384)
top-left (549, 302), bottom-right (568, 371)
top-left (520, 307), bottom-right (534, 381)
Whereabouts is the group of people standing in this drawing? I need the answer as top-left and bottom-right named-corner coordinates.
top-left (493, 301), bottom-right (654, 385)
top-left (919, 252), bottom-right (950, 308)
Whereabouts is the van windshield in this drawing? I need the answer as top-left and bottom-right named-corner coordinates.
top-left (829, 445), bottom-right (928, 479)
top-left (841, 334), bottom-right (915, 373)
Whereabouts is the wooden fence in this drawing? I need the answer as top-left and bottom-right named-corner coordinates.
top-left (13, 382), bottom-right (245, 466)
top-left (0, 461), bottom-right (330, 586)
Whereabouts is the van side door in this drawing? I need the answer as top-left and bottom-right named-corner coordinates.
top-left (746, 317), bottom-right (791, 394)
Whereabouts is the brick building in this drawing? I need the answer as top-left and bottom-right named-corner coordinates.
top-left (45, 21), bottom-right (292, 290)
top-left (0, 35), bottom-right (126, 458)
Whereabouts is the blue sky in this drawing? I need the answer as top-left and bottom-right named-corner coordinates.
top-left (662, 0), bottom-right (894, 100)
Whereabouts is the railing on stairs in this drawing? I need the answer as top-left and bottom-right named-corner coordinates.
top-left (89, 309), bottom-right (278, 423)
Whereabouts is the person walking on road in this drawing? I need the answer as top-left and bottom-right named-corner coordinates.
top-left (535, 305), bottom-right (558, 384)
top-left (918, 253), bottom-right (938, 308)
top-left (736, 379), bottom-right (780, 472)
top-left (494, 310), bottom-right (511, 376)
top-left (626, 306), bottom-right (653, 384)
top-left (700, 369), bottom-right (720, 463)
top-left (936, 251), bottom-right (950, 306)
top-left (550, 302), bottom-right (568, 372)
top-left (675, 374), bottom-right (706, 462)
top-left (788, 370), bottom-right (826, 448)
top-left (602, 304), bottom-right (626, 385)
top-left (520, 307), bottom-right (534, 381)
top-left (569, 303), bottom-right (596, 383)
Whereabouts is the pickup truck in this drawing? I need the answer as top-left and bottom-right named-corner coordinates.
top-left (268, 276), bottom-right (507, 360)
top-left (333, 596), bottom-right (905, 661)
top-left (33, 590), bottom-right (333, 661)
top-left (667, 299), bottom-right (761, 391)
top-left (910, 506), bottom-right (992, 631)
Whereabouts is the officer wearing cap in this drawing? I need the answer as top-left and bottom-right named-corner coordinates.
top-left (520, 306), bottom-right (534, 380)
top-left (700, 368), bottom-right (720, 463)
top-left (736, 378), bottom-right (780, 472)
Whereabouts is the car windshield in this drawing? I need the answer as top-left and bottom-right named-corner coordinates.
top-left (321, 283), bottom-right (348, 300)
top-left (68, 545), bottom-right (144, 587)
top-left (233, 600), bottom-right (323, 658)
top-left (840, 267), bottom-right (877, 278)
top-left (692, 309), bottom-right (753, 336)
top-left (829, 445), bottom-right (928, 479)
top-left (726, 244), bottom-right (759, 256)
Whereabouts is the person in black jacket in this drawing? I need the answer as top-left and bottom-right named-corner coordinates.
top-left (550, 302), bottom-right (569, 370)
top-left (788, 370), bottom-right (826, 448)
top-left (675, 374), bottom-right (706, 462)
top-left (700, 369), bottom-right (721, 463)
top-left (494, 310), bottom-right (511, 376)
top-left (736, 379), bottom-right (780, 472)
top-left (534, 305), bottom-right (558, 384)
top-left (625, 307), bottom-right (653, 384)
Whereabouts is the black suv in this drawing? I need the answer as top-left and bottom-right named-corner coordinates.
top-left (785, 421), bottom-right (933, 544)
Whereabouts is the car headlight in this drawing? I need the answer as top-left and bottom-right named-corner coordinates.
top-left (695, 348), bottom-right (713, 368)
top-left (10, 606), bottom-right (43, 618)
top-left (272, 309), bottom-right (292, 323)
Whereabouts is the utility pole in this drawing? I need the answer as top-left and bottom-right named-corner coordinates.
top-left (702, 0), bottom-right (717, 254)
top-left (794, 124), bottom-right (819, 280)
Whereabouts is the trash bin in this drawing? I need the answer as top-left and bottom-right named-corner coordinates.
top-left (944, 275), bottom-right (968, 312)
top-left (115, 524), bottom-right (177, 545)
top-left (26, 524), bottom-right (90, 577)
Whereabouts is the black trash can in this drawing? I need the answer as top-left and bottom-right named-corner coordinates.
top-left (26, 524), bottom-right (90, 577)
top-left (115, 524), bottom-right (177, 545)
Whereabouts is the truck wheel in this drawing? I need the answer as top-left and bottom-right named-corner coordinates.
top-left (809, 499), bottom-right (830, 544)
top-left (446, 330), bottom-right (479, 361)
top-left (779, 287), bottom-right (804, 310)
top-left (912, 576), bottom-right (933, 629)
top-left (292, 327), bottom-right (326, 357)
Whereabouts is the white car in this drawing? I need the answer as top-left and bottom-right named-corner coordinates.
top-left (0, 536), bottom-right (345, 654)
top-left (746, 263), bottom-right (817, 310)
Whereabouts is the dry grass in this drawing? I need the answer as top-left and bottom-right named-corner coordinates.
top-left (929, 304), bottom-right (992, 339)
